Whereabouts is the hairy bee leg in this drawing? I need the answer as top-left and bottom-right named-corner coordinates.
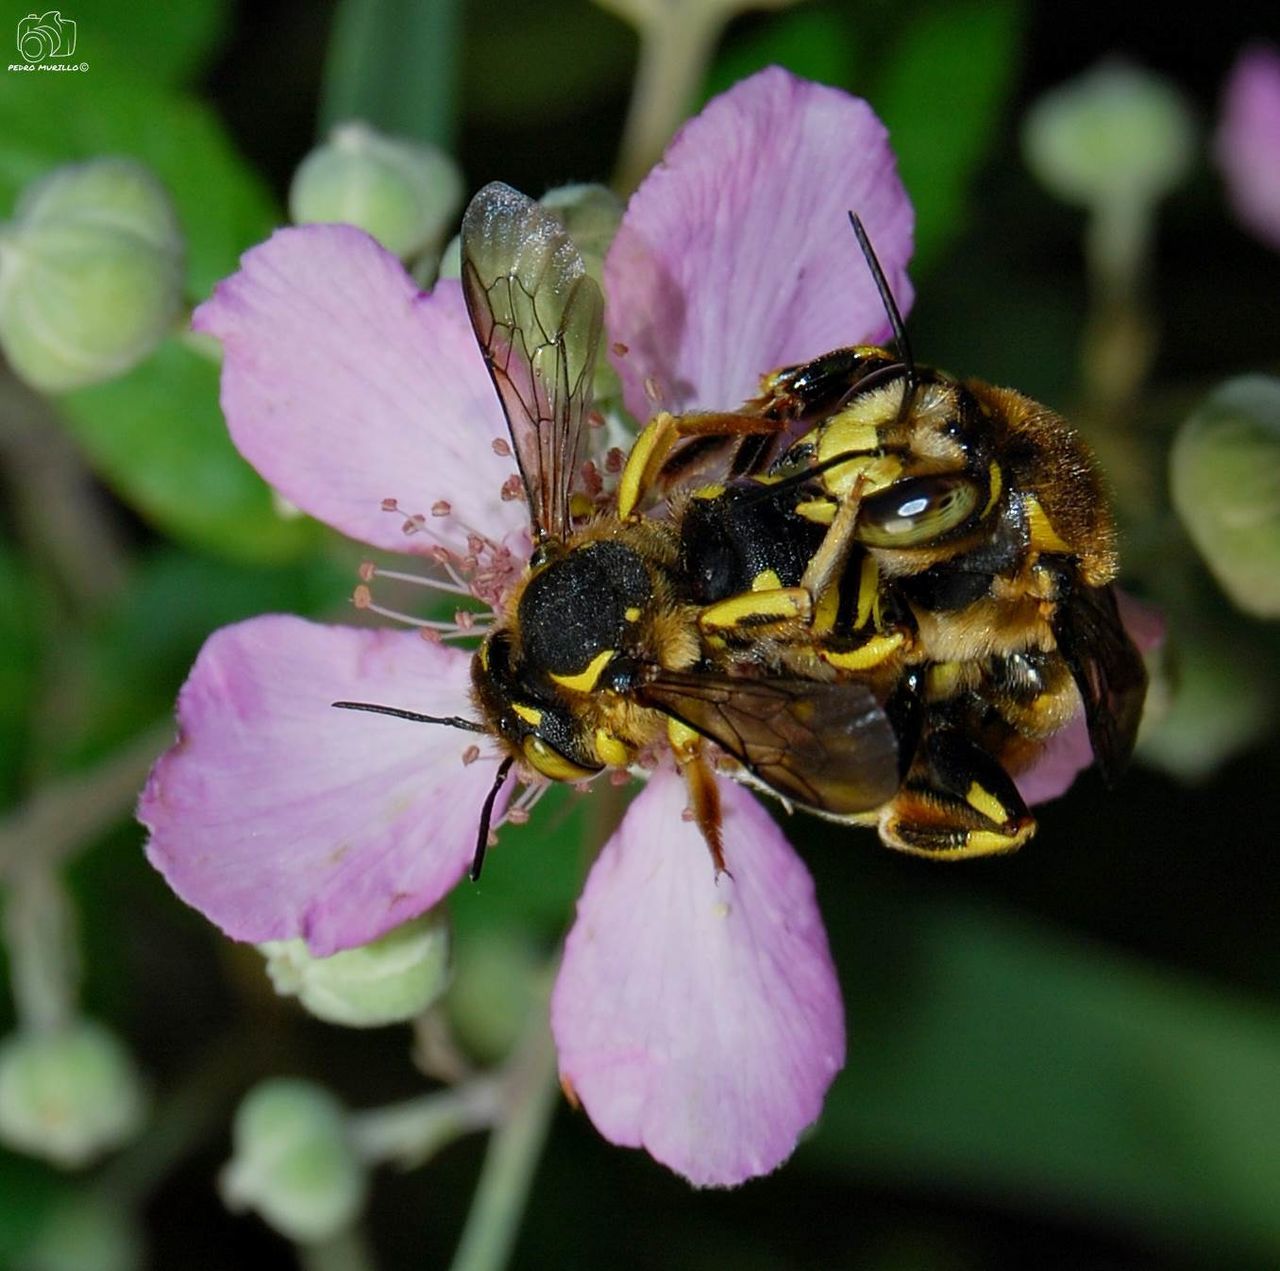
top-left (618, 410), bottom-right (785, 519)
top-left (799, 474), bottom-right (868, 605)
top-left (878, 727), bottom-right (1036, 859)
top-left (666, 718), bottom-right (728, 875)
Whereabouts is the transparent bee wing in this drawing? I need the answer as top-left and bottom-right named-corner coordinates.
top-left (461, 182), bottom-right (604, 543)
top-left (640, 670), bottom-right (901, 815)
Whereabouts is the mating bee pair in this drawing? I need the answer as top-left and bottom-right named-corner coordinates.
top-left (339, 182), bottom-right (1147, 879)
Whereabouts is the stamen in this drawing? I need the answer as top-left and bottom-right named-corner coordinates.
top-left (431, 500), bottom-right (451, 517)
top-left (369, 565), bottom-right (471, 597)
top-left (461, 744), bottom-right (481, 765)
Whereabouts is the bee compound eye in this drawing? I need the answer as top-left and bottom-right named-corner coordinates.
top-left (856, 474), bottom-right (981, 548)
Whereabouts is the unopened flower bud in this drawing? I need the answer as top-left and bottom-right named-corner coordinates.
top-left (17, 1194), bottom-right (144, 1271)
top-left (259, 910), bottom-right (450, 1028)
top-left (447, 930), bottom-right (540, 1062)
top-left (1171, 375), bottom-right (1280, 618)
top-left (1023, 62), bottom-right (1196, 210)
top-left (540, 183), bottom-right (624, 287)
top-left (0, 1021), bottom-right (146, 1167)
top-left (221, 1079), bottom-right (366, 1244)
top-left (289, 123), bottom-right (463, 260)
top-left (0, 159), bottom-right (184, 392)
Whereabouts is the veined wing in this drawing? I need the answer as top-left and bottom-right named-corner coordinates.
top-left (461, 181), bottom-right (603, 543)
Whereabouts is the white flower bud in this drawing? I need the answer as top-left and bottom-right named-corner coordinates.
top-left (221, 1079), bottom-right (366, 1245)
top-left (259, 910), bottom-right (450, 1028)
top-left (1023, 61), bottom-right (1196, 210)
top-left (0, 1021), bottom-right (146, 1168)
top-left (0, 159), bottom-right (184, 392)
top-left (1171, 375), bottom-right (1280, 618)
top-left (289, 123), bottom-right (463, 260)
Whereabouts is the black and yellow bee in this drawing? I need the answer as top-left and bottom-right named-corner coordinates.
top-left (341, 181), bottom-right (1147, 878)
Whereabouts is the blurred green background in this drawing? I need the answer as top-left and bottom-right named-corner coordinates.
top-left (1, 0), bottom-right (1278, 1267)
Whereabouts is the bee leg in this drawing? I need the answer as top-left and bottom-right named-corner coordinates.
top-left (666, 717), bottom-right (728, 875)
top-left (617, 410), bottom-right (784, 518)
top-left (799, 474), bottom-right (868, 604)
top-left (879, 727), bottom-right (1036, 859)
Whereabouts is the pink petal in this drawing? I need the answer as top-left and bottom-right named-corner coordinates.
top-left (605, 67), bottom-right (914, 419)
top-left (1016, 589), bottom-right (1165, 805)
top-left (552, 769), bottom-right (844, 1187)
top-left (194, 225), bottom-right (527, 555)
top-left (1216, 45), bottom-right (1280, 252)
top-left (140, 615), bottom-right (506, 955)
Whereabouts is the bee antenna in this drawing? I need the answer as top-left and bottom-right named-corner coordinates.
top-left (470, 755), bottom-right (515, 882)
top-left (847, 211), bottom-right (915, 394)
top-left (331, 701), bottom-right (486, 733)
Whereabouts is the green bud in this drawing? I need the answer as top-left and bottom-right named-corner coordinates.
top-left (259, 910), bottom-right (451, 1028)
top-left (446, 930), bottom-right (540, 1063)
top-left (221, 1079), bottom-right (366, 1245)
top-left (1023, 61), bottom-right (1196, 210)
top-left (290, 123), bottom-right (463, 260)
top-left (0, 159), bottom-right (184, 393)
top-left (436, 233), bottom-right (462, 281)
top-left (0, 1021), bottom-right (146, 1168)
top-left (17, 1195), bottom-right (144, 1271)
top-left (1138, 633), bottom-right (1274, 781)
top-left (1171, 375), bottom-right (1280, 618)
top-left (540, 183), bottom-right (624, 288)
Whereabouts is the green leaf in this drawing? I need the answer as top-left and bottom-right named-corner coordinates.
top-left (814, 897), bottom-right (1280, 1260)
top-left (320, 0), bottom-right (462, 148)
top-left (57, 338), bottom-right (316, 564)
top-left (40, 0), bottom-right (229, 85)
top-left (869, 0), bottom-right (1024, 273)
top-left (0, 65), bottom-right (278, 300)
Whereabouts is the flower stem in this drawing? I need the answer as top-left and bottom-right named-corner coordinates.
top-left (612, 5), bottom-right (724, 194)
top-left (448, 986), bottom-right (559, 1271)
top-left (0, 720), bottom-right (173, 881)
top-left (299, 1224), bottom-right (380, 1271)
top-left (349, 1076), bottom-right (502, 1170)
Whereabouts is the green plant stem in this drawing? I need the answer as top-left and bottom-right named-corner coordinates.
top-left (614, 11), bottom-right (719, 193)
top-left (299, 1224), bottom-right (380, 1271)
top-left (349, 1075), bottom-right (502, 1170)
top-left (0, 367), bottom-right (128, 614)
top-left (448, 988), bottom-right (559, 1271)
top-left (2, 864), bottom-right (78, 1031)
top-left (0, 720), bottom-right (172, 881)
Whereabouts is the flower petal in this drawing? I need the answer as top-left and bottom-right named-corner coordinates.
top-left (1216, 45), bottom-right (1280, 252)
top-left (605, 67), bottom-right (914, 418)
top-left (552, 769), bottom-right (844, 1187)
top-left (1015, 589), bottom-right (1165, 805)
top-left (194, 225), bottom-right (526, 555)
top-left (139, 615), bottom-right (505, 955)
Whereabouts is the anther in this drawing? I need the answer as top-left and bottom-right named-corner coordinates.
top-left (505, 807), bottom-right (530, 825)
top-left (491, 438), bottom-right (512, 457)
top-left (587, 409), bottom-right (606, 428)
top-left (381, 497), bottom-right (399, 512)
top-left (500, 475), bottom-right (523, 501)
top-left (604, 447), bottom-right (625, 474)
top-left (612, 342), bottom-right (629, 357)
top-left (461, 744), bottom-right (480, 765)
top-left (358, 561), bottom-right (377, 582)
top-left (352, 584), bottom-right (372, 609)
top-left (431, 500), bottom-right (451, 517)
top-left (644, 376), bottom-right (663, 405)
top-left (419, 628), bottom-right (443, 644)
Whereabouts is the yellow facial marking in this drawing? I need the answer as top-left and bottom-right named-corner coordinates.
top-left (855, 555), bottom-right (879, 629)
top-left (959, 826), bottom-right (1034, 856)
top-left (698, 587), bottom-right (811, 632)
top-left (522, 735), bottom-right (598, 782)
top-left (751, 568), bottom-right (782, 592)
top-left (813, 582), bottom-right (840, 635)
top-left (1025, 496), bottom-right (1072, 554)
top-left (964, 781), bottom-right (1009, 825)
top-left (821, 631), bottom-right (906, 671)
top-left (983, 461), bottom-right (1003, 516)
top-left (593, 729), bottom-right (630, 767)
top-left (549, 648), bottom-right (615, 694)
top-left (512, 702), bottom-right (543, 727)
top-left (692, 483), bottom-right (726, 500)
top-left (795, 498), bottom-right (836, 526)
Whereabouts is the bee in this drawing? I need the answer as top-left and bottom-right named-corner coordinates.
top-left (337, 182), bottom-right (1146, 879)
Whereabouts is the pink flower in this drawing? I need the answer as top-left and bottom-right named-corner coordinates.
top-left (139, 66), bottom-right (1132, 1187)
top-left (1216, 44), bottom-right (1280, 251)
